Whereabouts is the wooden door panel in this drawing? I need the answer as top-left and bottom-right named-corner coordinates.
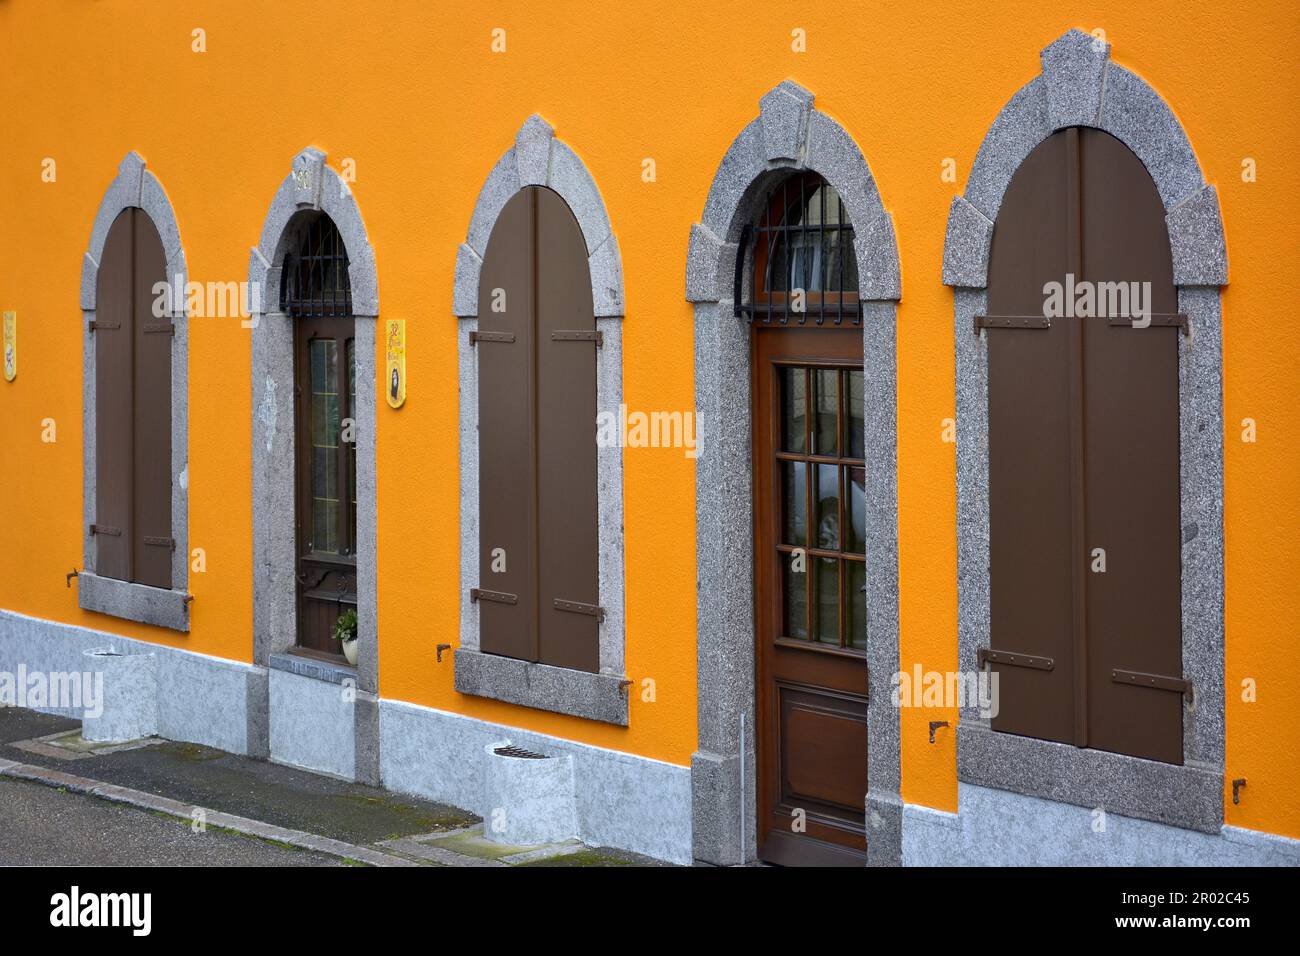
top-left (777, 683), bottom-right (868, 816)
top-left (94, 210), bottom-right (135, 582)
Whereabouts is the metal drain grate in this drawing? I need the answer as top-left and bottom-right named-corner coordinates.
top-left (493, 744), bottom-right (548, 760)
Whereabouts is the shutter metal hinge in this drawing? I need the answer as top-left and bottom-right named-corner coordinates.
top-left (1112, 668), bottom-right (1192, 698)
top-left (470, 587), bottom-right (517, 605)
top-left (143, 535), bottom-right (176, 551)
top-left (468, 331), bottom-right (515, 345)
top-left (978, 647), bottom-right (1054, 671)
top-left (553, 598), bottom-right (606, 622)
top-left (66, 568), bottom-right (79, 588)
top-left (89, 524), bottom-right (121, 537)
top-left (551, 330), bottom-right (603, 348)
top-left (929, 720), bottom-right (950, 744)
top-left (1232, 777), bottom-right (1247, 805)
top-left (87, 320), bottom-right (121, 332)
top-left (1106, 313), bottom-right (1189, 335)
top-left (973, 315), bottom-right (1051, 334)
top-left (143, 322), bottom-right (176, 336)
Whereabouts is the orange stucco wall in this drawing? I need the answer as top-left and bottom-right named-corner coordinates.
top-left (0, 0), bottom-right (1295, 839)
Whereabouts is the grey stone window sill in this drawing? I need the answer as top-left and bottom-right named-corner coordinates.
top-left (77, 571), bottom-right (190, 633)
top-left (267, 651), bottom-right (357, 686)
top-left (957, 721), bottom-right (1221, 834)
top-left (453, 648), bottom-right (629, 726)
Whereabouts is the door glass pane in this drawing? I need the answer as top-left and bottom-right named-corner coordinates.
top-left (813, 369), bottom-right (838, 455)
top-left (782, 461), bottom-right (806, 546)
top-left (783, 553), bottom-right (807, 640)
top-left (845, 464), bottom-right (866, 554)
top-left (310, 338), bottom-right (340, 553)
top-left (847, 560), bottom-right (867, 650)
top-left (780, 367), bottom-right (806, 453)
top-left (845, 370), bottom-right (864, 459)
top-left (814, 463), bottom-right (839, 551)
top-left (813, 556), bottom-right (839, 645)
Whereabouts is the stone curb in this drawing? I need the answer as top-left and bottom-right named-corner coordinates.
top-left (0, 757), bottom-right (418, 867)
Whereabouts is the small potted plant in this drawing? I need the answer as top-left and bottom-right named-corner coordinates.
top-left (333, 608), bottom-right (359, 666)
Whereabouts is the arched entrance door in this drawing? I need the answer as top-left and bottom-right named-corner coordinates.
top-left (748, 173), bottom-right (869, 866)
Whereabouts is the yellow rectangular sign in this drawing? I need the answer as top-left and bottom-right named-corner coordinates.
top-left (385, 319), bottom-right (406, 408)
top-left (2, 311), bottom-right (15, 382)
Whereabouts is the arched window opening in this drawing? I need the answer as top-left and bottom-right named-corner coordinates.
top-left (286, 212), bottom-right (357, 660)
top-left (741, 172), bottom-right (859, 325)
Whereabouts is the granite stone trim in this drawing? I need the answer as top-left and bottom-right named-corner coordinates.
top-left (903, 784), bottom-right (1300, 867)
top-left (454, 117), bottom-right (627, 719)
top-left (685, 84), bottom-right (902, 865)
top-left (267, 651), bottom-right (356, 686)
top-left (77, 572), bottom-right (190, 633)
top-left (452, 649), bottom-right (629, 727)
top-left (248, 149), bottom-right (380, 772)
top-left (946, 31), bottom-right (1228, 835)
top-left (79, 152), bottom-right (190, 630)
top-left (452, 115), bottom-right (625, 318)
top-left (957, 723), bottom-right (1221, 832)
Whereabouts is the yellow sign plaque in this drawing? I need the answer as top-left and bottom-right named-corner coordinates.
top-left (2, 311), bottom-right (15, 382)
top-left (384, 319), bottom-right (406, 408)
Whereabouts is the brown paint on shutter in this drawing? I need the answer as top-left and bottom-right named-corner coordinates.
top-left (535, 187), bottom-right (599, 672)
top-left (131, 211), bottom-right (172, 589)
top-left (986, 131), bottom-right (1075, 745)
top-left (477, 188), bottom-right (537, 662)
top-left (986, 127), bottom-right (1183, 764)
top-left (94, 210), bottom-right (136, 582)
top-left (1078, 128), bottom-right (1182, 764)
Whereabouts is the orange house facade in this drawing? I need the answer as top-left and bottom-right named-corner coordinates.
top-left (1, 1), bottom-right (1297, 866)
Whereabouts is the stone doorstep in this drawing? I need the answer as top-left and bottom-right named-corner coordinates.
top-left (9, 729), bottom-right (165, 761)
top-left (0, 757), bottom-right (418, 868)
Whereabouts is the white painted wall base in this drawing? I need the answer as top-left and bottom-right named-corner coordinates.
top-left (903, 783), bottom-right (1300, 866)
top-left (380, 700), bottom-right (692, 864)
top-left (0, 609), bottom-right (253, 753)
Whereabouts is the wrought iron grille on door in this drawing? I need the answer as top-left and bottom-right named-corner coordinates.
top-left (737, 172), bottom-right (860, 326)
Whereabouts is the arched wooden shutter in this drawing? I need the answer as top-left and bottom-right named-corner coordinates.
top-left (985, 126), bottom-right (1182, 764)
top-left (477, 188), bottom-right (537, 661)
top-left (94, 211), bottom-right (135, 582)
top-left (535, 187), bottom-right (599, 672)
top-left (132, 211), bottom-right (172, 589)
top-left (476, 186), bottom-right (600, 672)
top-left (93, 208), bottom-right (172, 589)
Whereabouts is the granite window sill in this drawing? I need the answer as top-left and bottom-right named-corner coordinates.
top-left (453, 647), bottom-right (629, 726)
top-left (957, 721), bottom-right (1221, 834)
top-left (77, 571), bottom-right (190, 633)
top-left (267, 651), bottom-right (357, 687)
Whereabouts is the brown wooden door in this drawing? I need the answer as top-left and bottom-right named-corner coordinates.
top-left (294, 315), bottom-right (356, 657)
top-left (754, 326), bottom-right (868, 866)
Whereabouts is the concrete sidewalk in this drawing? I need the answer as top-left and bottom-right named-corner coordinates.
top-left (0, 707), bottom-right (665, 867)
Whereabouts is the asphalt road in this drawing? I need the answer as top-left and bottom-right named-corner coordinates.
top-left (0, 777), bottom-right (344, 866)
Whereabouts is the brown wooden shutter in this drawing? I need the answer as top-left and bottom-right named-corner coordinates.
top-left (93, 210), bottom-right (135, 582)
top-left (477, 188), bottom-right (538, 661)
top-left (534, 187), bottom-right (599, 672)
top-left (1078, 128), bottom-right (1182, 764)
top-left (131, 212), bottom-right (173, 589)
top-left (986, 130), bottom-right (1076, 746)
top-left (985, 127), bottom-right (1183, 763)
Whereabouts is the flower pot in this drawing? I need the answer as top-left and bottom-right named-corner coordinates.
top-left (341, 637), bottom-right (358, 667)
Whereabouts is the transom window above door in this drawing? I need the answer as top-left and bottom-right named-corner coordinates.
top-left (741, 172), bottom-right (860, 325)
